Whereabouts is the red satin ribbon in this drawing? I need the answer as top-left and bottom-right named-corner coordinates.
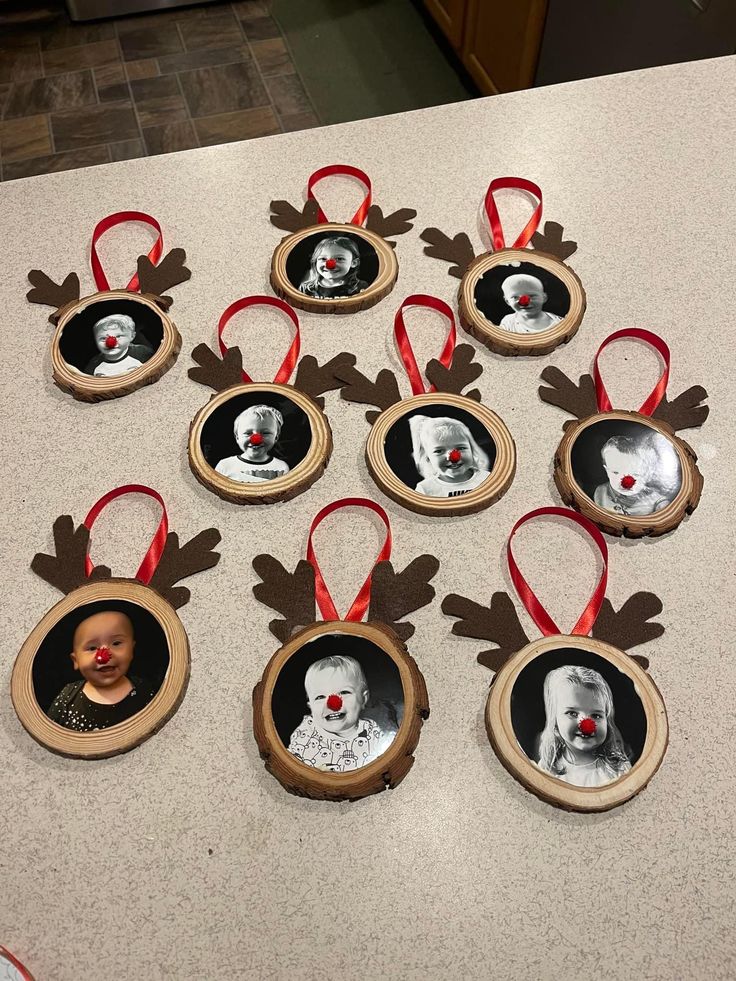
top-left (218, 295), bottom-right (301, 385)
top-left (306, 165), bottom-right (372, 226)
top-left (306, 498), bottom-right (392, 622)
top-left (484, 177), bottom-right (543, 251)
top-left (507, 507), bottom-right (608, 637)
top-left (0, 946), bottom-right (35, 981)
top-left (91, 211), bottom-right (163, 292)
top-left (593, 328), bottom-right (671, 416)
top-left (83, 484), bottom-right (168, 584)
top-left (394, 294), bottom-right (456, 396)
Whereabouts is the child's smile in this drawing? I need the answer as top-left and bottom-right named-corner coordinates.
top-left (316, 246), bottom-right (354, 285)
top-left (236, 411), bottom-right (277, 460)
top-left (95, 329), bottom-right (132, 360)
top-left (71, 611), bottom-right (135, 691)
top-left (602, 448), bottom-right (647, 497)
top-left (555, 683), bottom-right (607, 760)
top-left (429, 435), bottom-right (473, 482)
top-left (504, 288), bottom-right (544, 315)
top-left (306, 666), bottom-right (365, 736)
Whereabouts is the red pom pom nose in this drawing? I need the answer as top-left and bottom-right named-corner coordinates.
top-left (249, 432), bottom-right (264, 446)
top-left (325, 258), bottom-right (338, 269)
top-left (326, 694), bottom-right (343, 711)
top-left (104, 335), bottom-right (118, 349)
top-left (448, 448), bottom-right (462, 463)
top-left (621, 474), bottom-right (636, 489)
top-left (578, 717), bottom-right (597, 736)
top-left (518, 294), bottom-right (530, 307)
top-left (95, 647), bottom-right (111, 665)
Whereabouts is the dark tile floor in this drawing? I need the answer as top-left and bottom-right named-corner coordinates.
top-left (0, 0), bottom-right (319, 181)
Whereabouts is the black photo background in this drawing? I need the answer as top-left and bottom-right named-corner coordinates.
top-left (59, 297), bottom-right (162, 374)
top-left (284, 230), bottom-right (380, 295)
top-left (271, 632), bottom-right (405, 749)
top-left (473, 260), bottom-right (571, 327)
top-left (510, 647), bottom-right (647, 768)
top-left (199, 390), bottom-right (313, 475)
top-left (570, 418), bottom-right (682, 503)
top-left (33, 598), bottom-right (170, 714)
top-left (383, 402), bottom-right (497, 490)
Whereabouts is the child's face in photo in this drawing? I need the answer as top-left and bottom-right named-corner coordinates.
top-left (602, 446), bottom-right (651, 497)
top-left (315, 243), bottom-right (356, 285)
top-left (502, 280), bottom-right (546, 316)
top-left (306, 665), bottom-right (366, 735)
top-left (70, 611), bottom-right (135, 689)
top-left (94, 322), bottom-right (133, 359)
top-left (555, 682), bottom-right (607, 755)
top-left (235, 409), bottom-right (278, 458)
top-left (424, 427), bottom-right (473, 481)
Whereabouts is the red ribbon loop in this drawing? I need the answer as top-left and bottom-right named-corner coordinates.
top-left (593, 328), bottom-right (671, 416)
top-left (306, 165), bottom-right (372, 226)
top-left (306, 498), bottom-right (392, 622)
top-left (83, 484), bottom-right (168, 585)
top-left (91, 211), bottom-right (163, 292)
top-left (394, 294), bottom-right (457, 396)
top-left (218, 295), bottom-right (301, 385)
top-left (507, 507), bottom-right (608, 637)
top-left (0, 947), bottom-right (34, 981)
top-left (484, 177), bottom-right (543, 251)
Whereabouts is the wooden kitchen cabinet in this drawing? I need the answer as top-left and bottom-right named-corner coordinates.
top-left (423, 0), bottom-right (467, 49)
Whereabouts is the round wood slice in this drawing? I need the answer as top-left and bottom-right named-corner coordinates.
top-left (270, 222), bottom-right (399, 315)
top-left (51, 290), bottom-right (181, 402)
top-left (554, 410), bottom-right (703, 537)
top-left (486, 634), bottom-right (668, 812)
top-left (365, 392), bottom-right (516, 516)
top-left (252, 620), bottom-right (429, 801)
top-left (11, 578), bottom-right (190, 760)
top-left (188, 382), bottom-right (333, 505)
top-left (458, 248), bottom-right (586, 356)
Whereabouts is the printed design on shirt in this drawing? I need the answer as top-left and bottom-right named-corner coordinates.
top-left (287, 715), bottom-right (389, 772)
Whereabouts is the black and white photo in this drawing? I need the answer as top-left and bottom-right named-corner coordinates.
top-left (284, 230), bottom-right (379, 300)
top-left (271, 632), bottom-right (404, 773)
top-left (383, 403), bottom-right (497, 498)
top-left (58, 298), bottom-right (160, 377)
top-left (570, 419), bottom-right (682, 516)
top-left (473, 260), bottom-right (571, 334)
top-left (199, 390), bottom-right (312, 483)
top-left (33, 599), bottom-right (169, 733)
top-left (510, 647), bottom-right (647, 789)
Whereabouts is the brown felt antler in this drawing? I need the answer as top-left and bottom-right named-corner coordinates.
top-left (335, 362), bottom-right (403, 425)
top-left (252, 554), bottom-right (316, 642)
top-left (442, 591), bottom-right (530, 672)
top-left (652, 386), bottom-right (709, 432)
top-left (292, 353), bottom-right (357, 409)
top-left (147, 529), bottom-right (221, 610)
top-left (364, 205), bottom-right (416, 246)
top-left (368, 555), bottom-right (440, 642)
top-left (424, 344), bottom-right (483, 401)
top-left (31, 515), bottom-right (111, 594)
top-left (270, 198), bottom-right (320, 233)
top-left (538, 365), bottom-right (598, 427)
top-left (188, 343), bottom-right (245, 393)
top-left (136, 248), bottom-right (191, 308)
top-left (591, 592), bottom-right (664, 670)
top-left (26, 270), bottom-right (81, 325)
top-left (530, 221), bottom-right (578, 261)
top-left (419, 228), bottom-right (476, 280)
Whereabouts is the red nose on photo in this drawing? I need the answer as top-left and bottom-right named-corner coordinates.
top-left (95, 647), bottom-right (111, 664)
top-left (448, 448), bottom-right (462, 463)
top-left (249, 433), bottom-right (264, 446)
top-left (105, 335), bottom-right (118, 348)
top-left (326, 694), bottom-right (343, 711)
top-left (621, 475), bottom-right (636, 489)
top-left (325, 258), bottom-right (337, 269)
top-left (518, 295), bottom-right (530, 307)
top-left (578, 717), bottom-right (597, 736)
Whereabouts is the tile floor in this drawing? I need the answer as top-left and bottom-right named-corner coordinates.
top-left (0, 0), bottom-right (319, 181)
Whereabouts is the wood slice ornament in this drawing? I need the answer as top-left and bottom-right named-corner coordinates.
top-left (188, 295), bottom-right (352, 504)
top-left (269, 164), bottom-right (415, 314)
top-left (421, 177), bottom-right (586, 356)
top-left (443, 507), bottom-right (669, 812)
top-left (541, 328), bottom-right (708, 537)
top-left (11, 485), bottom-right (220, 759)
top-left (26, 211), bottom-right (191, 402)
top-left (335, 294), bottom-right (516, 515)
top-left (252, 498), bottom-right (438, 801)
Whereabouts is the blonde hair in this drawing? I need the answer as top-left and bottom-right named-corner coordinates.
top-left (304, 655), bottom-right (368, 706)
top-left (537, 665), bottom-right (631, 780)
top-left (601, 431), bottom-right (680, 497)
top-left (409, 414), bottom-right (490, 480)
top-left (93, 314), bottom-right (136, 338)
top-left (233, 404), bottom-right (283, 441)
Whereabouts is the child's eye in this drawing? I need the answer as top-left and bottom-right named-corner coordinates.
top-left (565, 710), bottom-right (578, 717)
top-left (314, 695), bottom-right (325, 701)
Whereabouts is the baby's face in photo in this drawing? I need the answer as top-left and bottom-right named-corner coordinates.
top-left (306, 665), bottom-right (366, 735)
top-left (555, 682), bottom-right (607, 755)
top-left (94, 322), bottom-right (133, 358)
top-left (315, 244), bottom-right (355, 284)
top-left (602, 446), bottom-right (650, 496)
top-left (425, 427), bottom-right (473, 479)
top-left (71, 611), bottom-right (135, 689)
top-left (502, 279), bottom-right (545, 315)
top-left (235, 409), bottom-right (278, 457)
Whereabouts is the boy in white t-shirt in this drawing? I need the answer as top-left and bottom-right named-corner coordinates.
top-left (409, 414), bottom-right (491, 498)
top-left (215, 404), bottom-right (290, 483)
top-left (86, 314), bottom-right (143, 377)
top-left (499, 273), bottom-right (562, 334)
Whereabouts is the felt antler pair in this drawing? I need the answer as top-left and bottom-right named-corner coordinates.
top-left (270, 198), bottom-right (416, 248)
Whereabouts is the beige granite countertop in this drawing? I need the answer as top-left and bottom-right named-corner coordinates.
top-left (1, 54), bottom-right (735, 981)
